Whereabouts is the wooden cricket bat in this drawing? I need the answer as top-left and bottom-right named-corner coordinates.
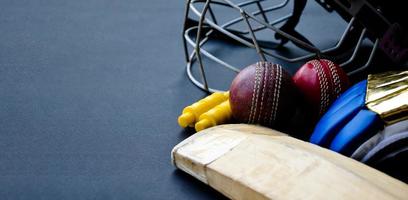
top-left (172, 124), bottom-right (408, 200)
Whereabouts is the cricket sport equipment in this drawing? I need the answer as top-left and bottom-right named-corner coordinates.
top-left (229, 62), bottom-right (297, 130)
top-left (311, 70), bottom-right (408, 157)
top-left (178, 92), bottom-right (229, 128)
top-left (182, 0), bottom-right (408, 92)
top-left (293, 59), bottom-right (350, 117)
top-left (172, 124), bottom-right (408, 200)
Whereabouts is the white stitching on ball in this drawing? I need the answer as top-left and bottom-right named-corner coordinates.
top-left (313, 60), bottom-right (329, 115)
top-left (258, 62), bottom-right (268, 124)
top-left (269, 64), bottom-right (281, 125)
top-left (269, 64), bottom-right (278, 125)
top-left (251, 62), bottom-right (262, 124)
top-left (274, 65), bottom-right (282, 123)
top-left (266, 63), bottom-right (274, 124)
top-left (325, 59), bottom-right (341, 98)
top-left (249, 62), bottom-right (259, 123)
top-left (253, 63), bottom-right (262, 123)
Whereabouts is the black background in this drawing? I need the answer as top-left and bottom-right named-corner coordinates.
top-left (0, 0), bottom-right (353, 199)
top-left (0, 1), bottom-right (228, 199)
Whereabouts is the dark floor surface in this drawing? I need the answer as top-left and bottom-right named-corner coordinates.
top-left (0, 0), bottom-right (352, 199)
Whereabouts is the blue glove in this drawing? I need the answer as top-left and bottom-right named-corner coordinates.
top-left (310, 71), bottom-right (407, 182)
top-left (310, 80), bottom-right (383, 156)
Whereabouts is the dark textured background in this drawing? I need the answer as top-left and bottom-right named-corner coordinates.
top-left (0, 0), bottom-right (345, 199)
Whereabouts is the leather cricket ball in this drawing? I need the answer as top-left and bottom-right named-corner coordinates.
top-left (229, 62), bottom-right (297, 130)
top-left (293, 59), bottom-right (350, 117)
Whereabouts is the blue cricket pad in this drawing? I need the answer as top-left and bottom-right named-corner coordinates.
top-left (324, 80), bottom-right (367, 117)
top-left (310, 81), bottom-right (367, 146)
top-left (330, 109), bottom-right (382, 155)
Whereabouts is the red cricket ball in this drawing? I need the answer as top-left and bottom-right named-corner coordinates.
top-left (293, 59), bottom-right (350, 117)
top-left (229, 62), bottom-right (297, 130)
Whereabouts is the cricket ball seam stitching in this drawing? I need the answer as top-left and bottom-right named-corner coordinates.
top-left (318, 61), bottom-right (329, 114)
top-left (253, 63), bottom-right (263, 123)
top-left (249, 62), bottom-right (259, 123)
top-left (326, 59), bottom-right (341, 98)
top-left (269, 64), bottom-right (278, 125)
top-left (250, 62), bottom-right (261, 123)
top-left (274, 65), bottom-right (282, 122)
top-left (251, 62), bottom-right (262, 124)
top-left (266, 63), bottom-right (274, 125)
top-left (314, 60), bottom-right (329, 115)
top-left (258, 62), bottom-right (268, 124)
top-left (321, 63), bottom-right (330, 115)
